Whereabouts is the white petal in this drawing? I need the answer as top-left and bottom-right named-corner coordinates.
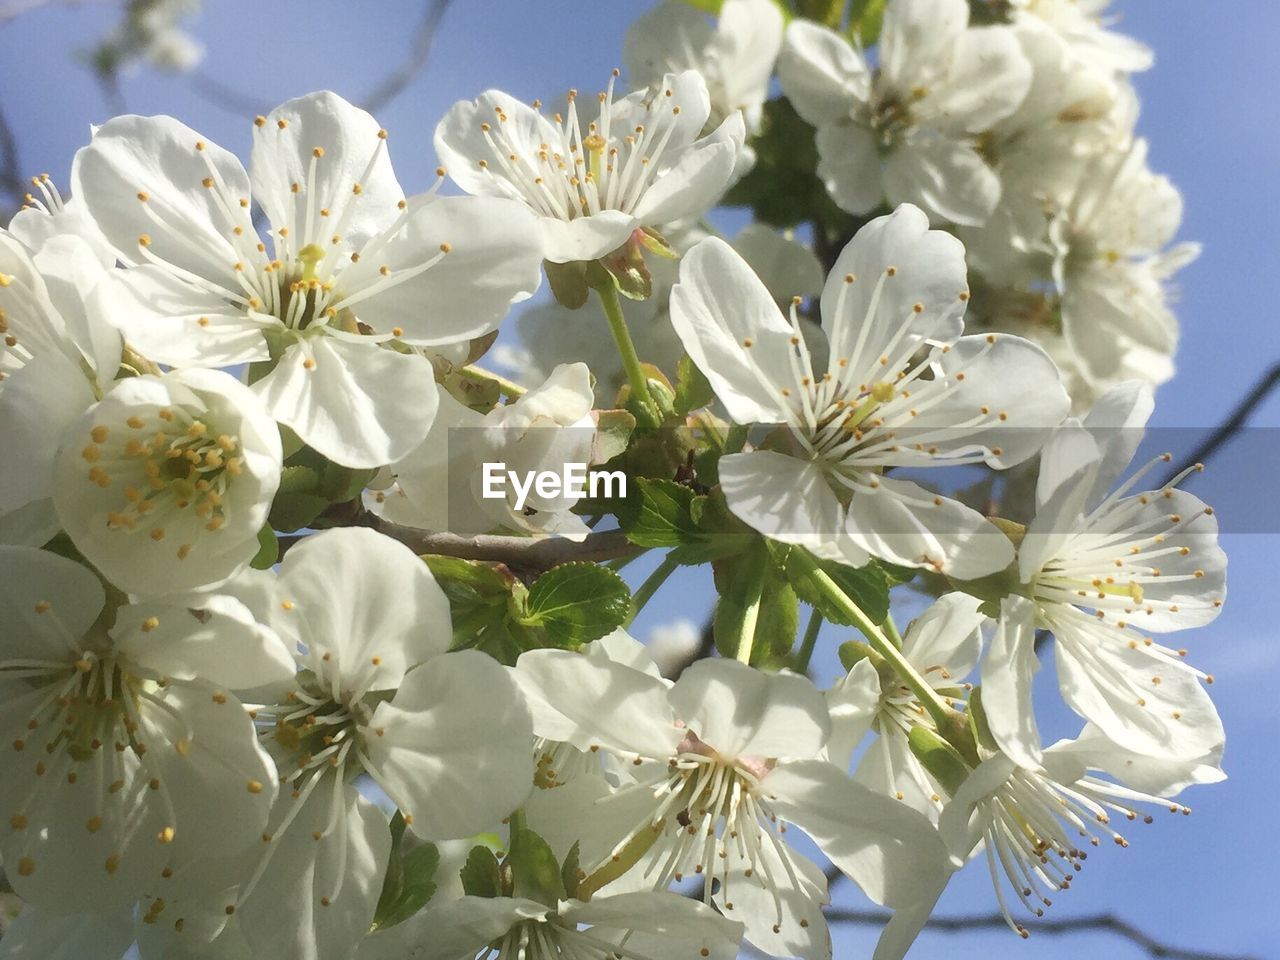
top-left (251, 92), bottom-right (404, 250)
top-left (669, 237), bottom-right (796, 424)
top-left (513, 648), bottom-right (682, 759)
top-left (980, 594), bottom-right (1044, 769)
top-left (779, 20), bottom-right (871, 125)
top-left (883, 135), bottom-right (1002, 227)
top-left (767, 758), bottom-right (948, 909)
top-left (238, 781), bottom-right (391, 960)
top-left (0, 545), bottom-right (103, 660)
top-left (94, 265), bottom-right (270, 367)
top-left (820, 204), bottom-right (968, 381)
top-left (731, 223), bottom-right (825, 301)
top-left (358, 896), bottom-right (547, 960)
top-left (880, 0), bottom-right (969, 84)
top-left (669, 659), bottom-right (830, 760)
top-left (111, 595), bottom-right (295, 691)
top-left (719, 450), bottom-right (849, 561)
top-left (434, 92), bottom-right (567, 203)
top-left (715, 834), bottom-right (831, 960)
top-left (900, 592), bottom-right (985, 680)
top-left (364, 650), bottom-right (534, 841)
top-left (564, 891), bottom-right (743, 960)
top-left (252, 337), bottom-right (438, 468)
top-left (335, 195), bottom-right (542, 343)
top-left (72, 114), bottom-right (249, 288)
top-left (926, 26), bottom-right (1032, 133)
top-left (0, 907), bottom-right (136, 960)
top-left (276, 527), bottom-right (453, 693)
top-left (825, 659), bottom-right (881, 770)
top-left (631, 112), bottom-right (745, 225)
top-left (1044, 724), bottom-right (1224, 796)
top-left (1080, 380), bottom-right (1154, 508)
top-left (537, 210), bottom-right (638, 263)
top-left (814, 123), bottom-right (883, 216)
top-left (136, 679), bottom-right (278, 865)
top-left (842, 475), bottom-right (1014, 579)
top-left (624, 2), bottom-right (714, 90)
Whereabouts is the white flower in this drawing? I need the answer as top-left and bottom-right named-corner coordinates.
top-left (499, 222), bottom-right (822, 401)
top-left (1008, 0), bottom-right (1153, 75)
top-left (201, 528), bottom-right (534, 960)
top-left (0, 229), bottom-right (120, 545)
top-left (434, 70), bottom-right (745, 263)
top-left (981, 382), bottom-right (1226, 765)
top-left (669, 204), bottom-right (1070, 578)
top-left (52, 367), bottom-right (281, 597)
top-left (1050, 140), bottom-right (1197, 394)
top-left (778, 0), bottom-right (1032, 225)
top-left (0, 545), bottom-right (284, 915)
top-left (73, 91), bottom-right (544, 467)
top-left (938, 731), bottom-right (1216, 940)
top-left (514, 652), bottom-right (947, 960)
top-left (381, 363), bottom-right (599, 541)
top-left (359, 889), bottom-right (743, 960)
top-left (625, 0), bottom-right (785, 173)
top-left (8, 174), bottom-right (115, 264)
top-left (827, 593), bottom-right (986, 818)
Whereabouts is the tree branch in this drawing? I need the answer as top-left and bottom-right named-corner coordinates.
top-left (279, 512), bottom-right (641, 573)
top-left (360, 0), bottom-right (453, 113)
top-left (0, 100), bottom-right (24, 217)
top-left (1161, 359), bottom-right (1280, 487)
top-left (824, 907), bottom-right (1260, 960)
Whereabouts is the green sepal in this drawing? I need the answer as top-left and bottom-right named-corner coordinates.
top-left (907, 725), bottom-right (973, 798)
top-left (966, 686), bottom-right (1000, 754)
top-left (268, 492), bottom-right (330, 533)
top-left (674, 354), bottom-right (715, 416)
top-left (250, 524), bottom-right (279, 570)
top-left (546, 259), bottom-right (590, 310)
top-left (837, 639), bottom-right (877, 673)
top-left (509, 827), bottom-right (566, 907)
top-left (591, 409), bottom-right (636, 465)
top-left (561, 842), bottom-right (583, 902)
top-left (460, 844), bottom-right (503, 899)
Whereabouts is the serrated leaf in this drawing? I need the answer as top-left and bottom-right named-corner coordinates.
top-left (522, 562), bottom-right (631, 645)
top-left (620, 478), bottom-right (700, 548)
top-left (509, 827), bottom-right (565, 907)
top-left (460, 844), bottom-right (502, 899)
top-left (250, 524), bottom-right (279, 570)
top-left (674, 354), bottom-right (715, 416)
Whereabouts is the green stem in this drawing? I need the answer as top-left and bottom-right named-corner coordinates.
top-left (594, 281), bottom-right (659, 426)
top-left (627, 553), bottom-right (680, 625)
top-left (882, 611), bottom-right (904, 649)
top-left (459, 365), bottom-right (527, 399)
top-left (735, 578), bottom-right (765, 665)
top-left (794, 607), bottom-right (824, 673)
top-left (798, 555), bottom-right (954, 729)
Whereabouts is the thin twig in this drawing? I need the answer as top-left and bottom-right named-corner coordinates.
top-left (188, 68), bottom-right (270, 116)
top-left (279, 514), bottom-right (640, 572)
top-left (824, 908), bottom-right (1261, 960)
top-left (1160, 360), bottom-right (1280, 487)
top-left (360, 0), bottom-right (453, 113)
top-left (0, 100), bottom-right (24, 216)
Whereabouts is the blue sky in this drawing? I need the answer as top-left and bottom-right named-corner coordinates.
top-left (2, 1), bottom-right (1277, 958)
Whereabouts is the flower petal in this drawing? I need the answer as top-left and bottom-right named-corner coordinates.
top-left (814, 123), bottom-right (883, 216)
top-left (719, 450), bottom-right (850, 561)
top-left (980, 594), bottom-right (1044, 769)
top-left (365, 650), bottom-right (534, 841)
top-left (252, 337), bottom-right (438, 468)
top-left (779, 20), bottom-right (871, 125)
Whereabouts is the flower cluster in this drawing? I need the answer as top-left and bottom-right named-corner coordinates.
top-left (1, 1), bottom-right (1222, 959)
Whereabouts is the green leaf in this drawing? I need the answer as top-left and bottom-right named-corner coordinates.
top-left (373, 842), bottom-right (440, 931)
top-left (849, 0), bottom-right (888, 42)
top-left (722, 97), bottom-right (859, 237)
top-left (277, 464), bottom-right (321, 495)
top-left (268, 492), bottom-right (330, 533)
top-left (460, 844), bottom-right (502, 899)
top-left (591, 409), bottom-right (636, 465)
top-left (319, 463), bottom-right (377, 503)
top-left (522, 562), bottom-right (631, 645)
top-left (509, 827), bottom-right (565, 907)
top-left (771, 544), bottom-right (894, 626)
top-left (424, 556), bottom-right (516, 599)
top-left (620, 478), bottom-right (700, 548)
top-left (674, 354), bottom-right (715, 416)
top-left (713, 542), bottom-right (798, 666)
top-left (250, 524), bottom-right (279, 570)
top-left (561, 842), bottom-right (582, 902)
